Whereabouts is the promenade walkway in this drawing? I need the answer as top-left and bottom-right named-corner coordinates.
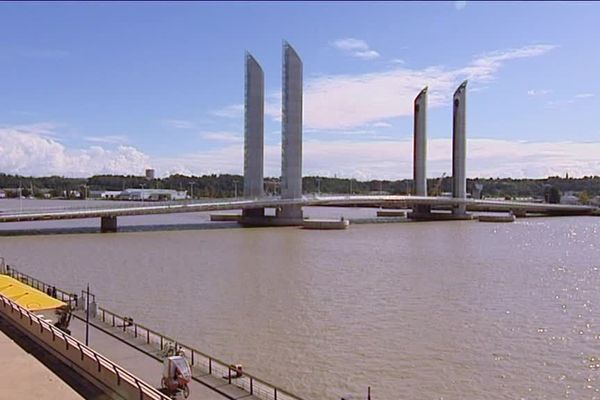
top-left (0, 321), bottom-right (85, 400)
top-left (68, 316), bottom-right (228, 400)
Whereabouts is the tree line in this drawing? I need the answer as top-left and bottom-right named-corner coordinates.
top-left (0, 173), bottom-right (598, 201)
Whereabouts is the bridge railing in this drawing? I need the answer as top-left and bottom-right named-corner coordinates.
top-left (0, 200), bottom-right (180, 215)
top-left (96, 305), bottom-right (303, 400)
top-left (0, 197), bottom-right (248, 216)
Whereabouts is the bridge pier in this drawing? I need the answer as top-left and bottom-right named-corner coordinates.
top-left (452, 80), bottom-right (469, 217)
top-left (100, 216), bottom-right (117, 233)
top-left (279, 42), bottom-right (304, 225)
top-left (240, 53), bottom-right (268, 226)
top-left (408, 87), bottom-right (434, 221)
top-left (241, 42), bottom-right (304, 227)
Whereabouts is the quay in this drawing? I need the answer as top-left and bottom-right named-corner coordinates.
top-left (0, 264), bottom-right (304, 400)
top-left (0, 322), bottom-right (86, 400)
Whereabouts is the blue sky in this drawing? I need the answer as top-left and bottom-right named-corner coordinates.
top-left (1, 1), bottom-right (599, 179)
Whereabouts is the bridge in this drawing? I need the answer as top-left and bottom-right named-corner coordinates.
top-left (3, 42), bottom-right (596, 232)
top-left (0, 195), bottom-right (595, 232)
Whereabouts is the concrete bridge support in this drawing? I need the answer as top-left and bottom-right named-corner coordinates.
top-left (100, 216), bottom-right (117, 233)
top-left (410, 87), bottom-right (431, 218)
top-left (279, 42), bottom-right (304, 223)
top-left (452, 81), bottom-right (468, 217)
top-left (241, 52), bottom-right (265, 221)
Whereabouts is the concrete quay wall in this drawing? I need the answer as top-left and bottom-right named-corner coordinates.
top-left (0, 294), bottom-right (168, 400)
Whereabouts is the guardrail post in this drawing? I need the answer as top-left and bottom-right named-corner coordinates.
top-left (209, 358), bottom-right (212, 374)
top-left (275, 387), bottom-right (278, 400)
top-left (250, 378), bottom-right (253, 395)
top-left (228, 367), bottom-right (231, 384)
top-left (77, 342), bottom-right (84, 361)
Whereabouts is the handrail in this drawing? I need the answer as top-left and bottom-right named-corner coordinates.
top-left (96, 305), bottom-right (304, 400)
top-left (0, 293), bottom-right (169, 400)
top-left (2, 265), bottom-right (305, 400)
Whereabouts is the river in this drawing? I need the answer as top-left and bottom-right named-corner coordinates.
top-left (0, 199), bottom-right (599, 399)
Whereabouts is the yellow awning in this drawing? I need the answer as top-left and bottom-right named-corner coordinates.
top-left (0, 275), bottom-right (67, 312)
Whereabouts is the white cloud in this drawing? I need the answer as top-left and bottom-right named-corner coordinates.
top-left (84, 135), bottom-right (129, 144)
top-left (372, 122), bottom-right (393, 128)
top-left (455, 1), bottom-right (467, 10)
top-left (331, 38), bottom-right (380, 60)
top-left (301, 44), bottom-right (555, 130)
top-left (163, 119), bottom-right (195, 129)
top-left (0, 126), bottom-right (149, 177)
top-left (545, 92), bottom-right (595, 108)
top-left (3, 124), bottom-right (599, 179)
top-left (218, 44), bottom-right (555, 131)
top-left (300, 138), bottom-right (600, 180)
top-left (151, 137), bottom-right (600, 180)
top-left (527, 89), bottom-right (551, 96)
top-left (390, 59), bottom-right (405, 65)
top-left (199, 131), bottom-right (243, 143)
top-left (211, 104), bottom-right (243, 119)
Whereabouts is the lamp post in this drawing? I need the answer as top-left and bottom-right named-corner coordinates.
top-left (316, 177), bottom-right (322, 195)
top-left (140, 183), bottom-right (146, 205)
top-left (18, 182), bottom-right (22, 212)
top-left (233, 180), bottom-right (238, 199)
top-left (85, 284), bottom-right (90, 346)
top-left (189, 182), bottom-right (196, 201)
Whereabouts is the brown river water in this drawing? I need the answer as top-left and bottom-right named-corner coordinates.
top-left (0, 199), bottom-right (599, 399)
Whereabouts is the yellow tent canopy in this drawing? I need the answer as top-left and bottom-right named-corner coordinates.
top-left (0, 275), bottom-right (67, 312)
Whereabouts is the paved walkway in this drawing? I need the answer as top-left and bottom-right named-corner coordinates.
top-left (69, 316), bottom-right (228, 400)
top-left (0, 321), bottom-right (85, 400)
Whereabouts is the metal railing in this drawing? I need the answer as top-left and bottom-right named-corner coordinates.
top-left (1, 265), bottom-right (305, 400)
top-left (0, 293), bottom-right (169, 400)
top-left (96, 306), bottom-right (303, 400)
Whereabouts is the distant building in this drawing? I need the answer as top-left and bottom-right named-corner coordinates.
top-left (145, 169), bottom-right (155, 180)
top-left (89, 190), bottom-right (122, 200)
top-left (119, 188), bottom-right (187, 201)
top-left (560, 191), bottom-right (580, 205)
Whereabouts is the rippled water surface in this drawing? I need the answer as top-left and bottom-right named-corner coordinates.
top-left (1, 199), bottom-right (599, 399)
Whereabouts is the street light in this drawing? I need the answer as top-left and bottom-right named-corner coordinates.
top-left (316, 177), bottom-right (322, 195)
top-left (18, 182), bottom-right (22, 212)
top-left (233, 180), bottom-right (238, 199)
top-left (82, 184), bottom-right (89, 210)
top-left (140, 183), bottom-right (146, 205)
top-left (188, 182), bottom-right (196, 201)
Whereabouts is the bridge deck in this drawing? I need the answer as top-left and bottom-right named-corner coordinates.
top-left (0, 195), bottom-right (595, 224)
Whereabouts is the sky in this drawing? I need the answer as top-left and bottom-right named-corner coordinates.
top-left (1, 1), bottom-right (599, 180)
